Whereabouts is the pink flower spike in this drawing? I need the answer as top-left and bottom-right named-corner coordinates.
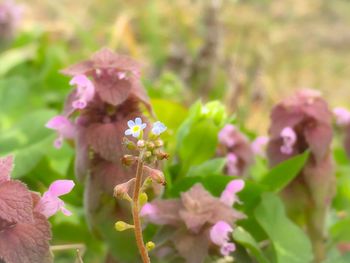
top-left (252, 136), bottom-right (269, 156)
top-left (280, 127), bottom-right (297, 155)
top-left (333, 107), bottom-right (350, 127)
top-left (220, 179), bottom-right (245, 206)
top-left (35, 180), bottom-right (75, 218)
top-left (218, 125), bottom-right (237, 147)
top-left (210, 221), bottom-right (233, 246)
top-left (226, 153), bottom-right (239, 176)
top-left (69, 74), bottom-right (95, 110)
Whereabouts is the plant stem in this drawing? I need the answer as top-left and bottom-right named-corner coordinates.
top-left (132, 152), bottom-right (150, 263)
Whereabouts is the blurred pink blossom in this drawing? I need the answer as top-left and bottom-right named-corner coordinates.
top-left (280, 127), bottom-right (297, 155)
top-left (35, 180), bottom-right (75, 218)
top-left (226, 153), bottom-right (239, 176)
top-left (46, 115), bottom-right (75, 148)
top-left (251, 136), bottom-right (269, 156)
top-left (220, 179), bottom-right (244, 206)
top-left (69, 74), bottom-right (95, 109)
top-left (210, 221), bottom-right (235, 256)
top-left (333, 107), bottom-right (350, 127)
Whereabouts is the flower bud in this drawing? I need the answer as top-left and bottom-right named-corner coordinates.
top-left (121, 155), bottom-right (137, 166)
top-left (122, 137), bottom-right (136, 150)
top-left (139, 192), bottom-right (148, 207)
top-left (115, 221), bottom-right (134, 231)
top-left (146, 142), bottom-right (155, 150)
top-left (137, 140), bottom-right (146, 148)
top-left (144, 151), bottom-right (152, 158)
top-left (154, 139), bottom-right (164, 148)
top-left (113, 179), bottom-right (135, 201)
top-left (144, 166), bottom-right (166, 185)
top-left (146, 241), bottom-right (156, 251)
top-left (155, 150), bottom-right (170, 160)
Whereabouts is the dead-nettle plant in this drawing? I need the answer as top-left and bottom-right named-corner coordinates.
top-left (0, 155), bottom-right (74, 263)
top-left (267, 89), bottom-right (335, 262)
top-left (113, 117), bottom-right (168, 263)
top-left (46, 48), bottom-right (153, 261)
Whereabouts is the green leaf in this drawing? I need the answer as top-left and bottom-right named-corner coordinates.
top-left (0, 45), bottom-right (37, 76)
top-left (0, 109), bottom-right (57, 178)
top-left (330, 218), bottom-right (350, 242)
top-left (186, 158), bottom-right (226, 177)
top-left (260, 151), bottom-right (310, 192)
top-left (178, 120), bottom-right (219, 173)
top-left (254, 193), bottom-right (313, 263)
top-left (233, 227), bottom-right (270, 263)
top-left (151, 98), bottom-right (188, 131)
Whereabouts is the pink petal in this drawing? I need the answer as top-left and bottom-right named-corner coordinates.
top-left (220, 179), bottom-right (245, 206)
top-left (60, 206), bottom-right (72, 216)
top-left (220, 242), bottom-right (236, 256)
top-left (210, 221), bottom-right (233, 246)
top-left (48, 180), bottom-right (75, 197)
top-left (218, 125), bottom-right (236, 147)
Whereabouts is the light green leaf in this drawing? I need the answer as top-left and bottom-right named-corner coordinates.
top-left (186, 158), bottom-right (226, 177)
top-left (260, 151), bottom-right (310, 192)
top-left (233, 227), bottom-right (270, 263)
top-left (0, 45), bottom-right (37, 76)
top-left (254, 193), bottom-right (313, 263)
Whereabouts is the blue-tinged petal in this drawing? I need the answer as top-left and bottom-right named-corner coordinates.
top-left (135, 117), bottom-right (142, 125)
top-left (141, 123), bottom-right (147, 129)
top-left (125, 129), bottom-right (133, 135)
top-left (127, 120), bottom-right (135, 128)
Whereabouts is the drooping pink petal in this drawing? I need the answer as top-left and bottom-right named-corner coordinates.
top-left (220, 242), bottom-right (236, 256)
top-left (69, 74), bottom-right (95, 109)
top-left (220, 179), bottom-right (245, 206)
top-left (333, 107), bottom-right (350, 127)
top-left (210, 220), bottom-right (233, 246)
top-left (0, 155), bottom-right (14, 183)
top-left (35, 180), bottom-right (75, 218)
top-left (45, 115), bottom-right (76, 139)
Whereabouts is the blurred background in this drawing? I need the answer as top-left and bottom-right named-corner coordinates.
top-left (2, 0), bottom-right (350, 261)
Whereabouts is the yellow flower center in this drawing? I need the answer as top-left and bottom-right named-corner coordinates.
top-left (132, 126), bottom-right (140, 133)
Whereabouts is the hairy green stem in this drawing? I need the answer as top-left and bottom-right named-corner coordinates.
top-left (132, 152), bottom-right (150, 263)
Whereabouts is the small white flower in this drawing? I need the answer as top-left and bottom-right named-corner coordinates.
top-left (125, 117), bottom-right (147, 138)
top-left (152, 121), bottom-right (167, 135)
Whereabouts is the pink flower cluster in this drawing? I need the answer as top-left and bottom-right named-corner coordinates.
top-left (140, 179), bottom-right (245, 262)
top-left (217, 124), bottom-right (254, 176)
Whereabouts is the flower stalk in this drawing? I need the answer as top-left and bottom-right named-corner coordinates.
top-left (114, 118), bottom-right (168, 263)
top-left (132, 150), bottom-right (151, 263)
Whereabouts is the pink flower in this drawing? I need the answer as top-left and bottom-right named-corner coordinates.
top-left (210, 221), bottom-right (236, 256)
top-left (226, 153), bottom-right (239, 176)
top-left (280, 127), bottom-right (297, 155)
top-left (217, 124), bottom-right (254, 176)
top-left (251, 136), bottom-right (269, 156)
top-left (218, 125), bottom-right (237, 147)
top-left (220, 179), bottom-right (245, 207)
top-left (46, 115), bottom-right (75, 148)
top-left (35, 180), bottom-right (75, 218)
top-left (333, 107), bottom-right (350, 127)
top-left (69, 74), bottom-right (95, 109)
